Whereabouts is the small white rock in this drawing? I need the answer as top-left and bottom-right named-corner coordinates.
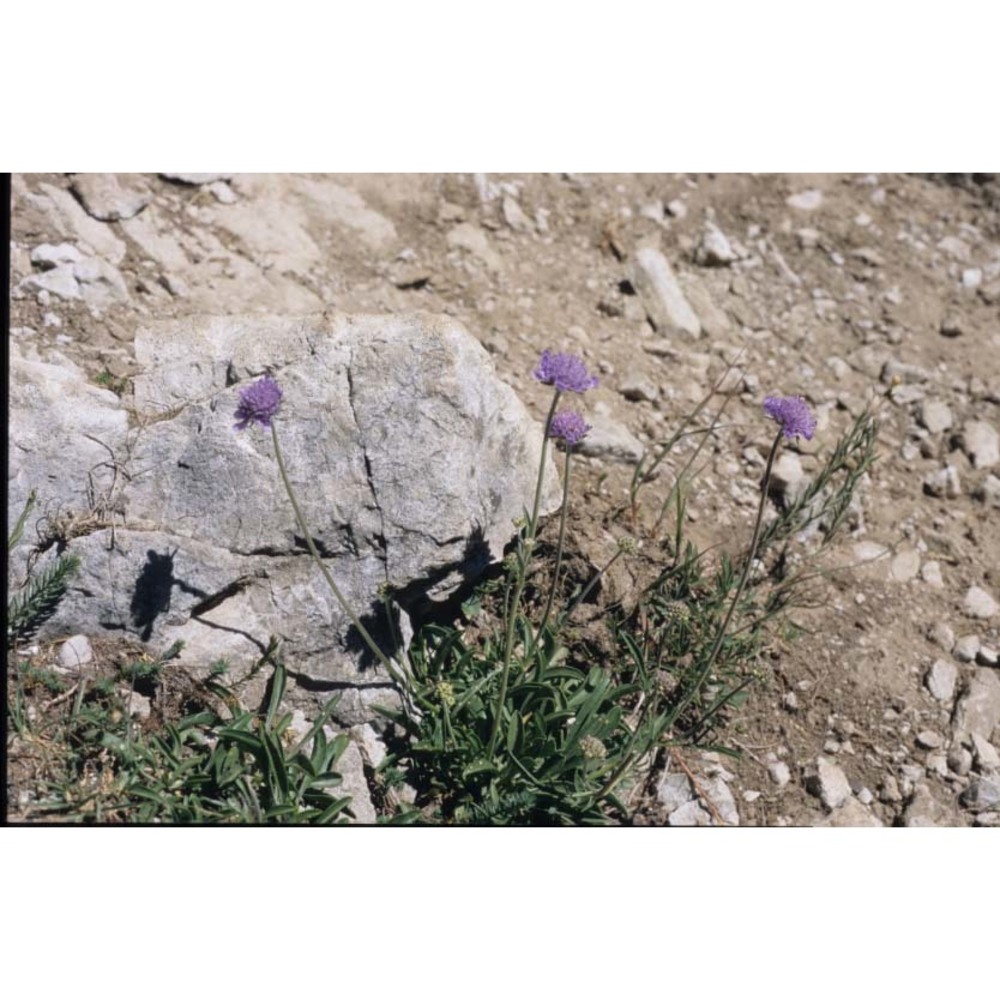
top-left (890, 549), bottom-right (921, 583)
top-left (971, 733), bottom-right (1000, 772)
top-left (768, 761), bottom-right (791, 787)
top-left (919, 399), bottom-right (953, 434)
top-left (954, 634), bottom-right (981, 662)
top-left (961, 421), bottom-right (1000, 470)
top-left (925, 659), bottom-right (958, 702)
top-left (963, 586), bottom-right (999, 620)
top-left (787, 189), bottom-right (824, 211)
top-left (922, 465), bottom-right (961, 499)
top-left (920, 560), bottom-right (944, 588)
top-left (916, 730), bottom-right (943, 750)
top-left (806, 757), bottom-right (852, 811)
top-left (57, 634), bottom-right (94, 671)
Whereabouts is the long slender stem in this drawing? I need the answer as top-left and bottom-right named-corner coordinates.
top-left (270, 421), bottom-right (405, 688)
top-left (486, 390), bottom-right (560, 757)
top-left (665, 430), bottom-right (783, 734)
top-left (536, 446), bottom-right (573, 638)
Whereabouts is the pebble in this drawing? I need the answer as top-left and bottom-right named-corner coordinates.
top-left (889, 549), bottom-right (921, 583)
top-left (742, 790), bottom-right (762, 803)
top-left (960, 777), bottom-right (1000, 810)
top-left (937, 236), bottom-right (970, 261)
top-left (926, 753), bottom-right (949, 778)
top-left (160, 173), bottom-right (232, 185)
top-left (939, 314), bottom-right (966, 338)
top-left (805, 756), bottom-right (852, 810)
top-left (959, 421), bottom-right (999, 469)
top-left (857, 787), bottom-right (874, 805)
top-left (962, 268), bottom-right (983, 288)
top-left (665, 198), bottom-right (688, 219)
top-left (948, 746), bottom-right (973, 776)
top-left (656, 771), bottom-right (695, 813)
top-left (977, 645), bottom-right (999, 667)
top-left (796, 227), bottom-right (821, 249)
top-left (925, 659), bottom-right (958, 702)
top-left (70, 173), bottom-right (149, 221)
top-left (57, 634), bottom-right (94, 671)
top-left (902, 784), bottom-right (953, 827)
top-left (972, 474), bottom-right (1000, 508)
top-left (501, 195), bottom-right (534, 233)
top-left (953, 634), bottom-right (981, 662)
top-left (920, 560), bottom-right (944, 588)
top-left (618, 375), bottom-right (659, 403)
top-left (30, 242), bottom-right (83, 270)
top-left (769, 452), bottom-right (807, 506)
top-left (879, 775), bottom-right (902, 803)
top-left (953, 668), bottom-right (1000, 741)
top-left (667, 799), bottom-right (713, 826)
top-left (963, 585), bottom-right (999, 620)
top-left (209, 181), bottom-right (238, 204)
top-left (820, 798), bottom-right (882, 827)
top-left (922, 465), bottom-right (961, 499)
top-left (696, 223), bottom-right (739, 266)
top-left (971, 732), bottom-right (1000, 771)
top-left (701, 775), bottom-right (740, 826)
top-left (447, 223), bottom-right (502, 272)
top-left (787, 189), bottom-right (824, 211)
top-left (927, 621), bottom-right (955, 652)
top-left (919, 399), bottom-right (953, 434)
top-left (576, 406), bottom-right (645, 464)
top-left (916, 730), bottom-right (943, 750)
top-left (768, 761), bottom-right (791, 787)
top-left (629, 247), bottom-right (701, 338)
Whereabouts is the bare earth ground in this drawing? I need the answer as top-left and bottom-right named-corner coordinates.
top-left (9, 172), bottom-right (1000, 825)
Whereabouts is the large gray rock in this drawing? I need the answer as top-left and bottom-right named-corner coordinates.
top-left (10, 312), bottom-right (559, 722)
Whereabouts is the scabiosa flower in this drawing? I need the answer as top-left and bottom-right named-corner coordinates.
top-left (533, 349), bottom-right (599, 393)
top-left (548, 409), bottom-right (591, 446)
top-left (234, 375), bottom-right (283, 431)
top-left (580, 735), bottom-right (608, 761)
top-left (763, 395), bottom-right (816, 441)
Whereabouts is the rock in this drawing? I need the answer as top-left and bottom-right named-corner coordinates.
top-left (577, 405), bottom-right (645, 464)
top-left (879, 775), bottom-right (902, 803)
top-left (925, 659), bottom-right (958, 702)
top-left (20, 265), bottom-right (81, 300)
top-left (665, 199), bottom-right (687, 219)
top-left (57, 634), bottom-right (94, 671)
top-left (796, 227), bottom-right (821, 249)
top-left (962, 268), bottom-right (983, 288)
top-left (501, 195), bottom-right (534, 233)
top-left (954, 635), bottom-right (981, 662)
top-left (977, 645), bottom-right (999, 667)
top-left (889, 549), bottom-right (921, 583)
top-left (160, 173), bottom-right (233, 185)
top-left (939, 315), bottom-right (965, 338)
top-left (959, 421), bottom-right (999, 469)
top-left (922, 465), bottom-right (961, 499)
top-left (700, 775), bottom-right (740, 825)
top-left (678, 274), bottom-right (732, 338)
top-left (18, 181), bottom-right (127, 264)
top-left (948, 746), bottom-right (973, 776)
top-left (124, 689), bottom-right (152, 720)
top-left (768, 452), bottom-right (807, 507)
top-left (12, 313), bottom-right (560, 726)
top-left (629, 248), bottom-right (701, 339)
top-left (901, 784), bottom-right (954, 826)
top-left (336, 740), bottom-right (377, 824)
top-left (786, 189), bottom-right (824, 211)
top-left (919, 399), bottom-right (953, 434)
top-left (619, 375), bottom-right (659, 403)
top-left (70, 174), bottom-right (149, 221)
top-left (30, 243), bottom-right (83, 270)
top-left (209, 181), bottom-right (238, 204)
top-left (920, 560), bottom-right (944, 588)
top-left (937, 235), bottom-right (970, 261)
top-left (927, 621), bottom-right (956, 652)
top-left (960, 777), bottom-right (1000, 810)
top-left (953, 668), bottom-right (1000, 741)
top-left (656, 771), bottom-right (695, 813)
top-left (695, 223), bottom-right (739, 266)
top-left (972, 474), bottom-right (1000, 508)
top-left (447, 222), bottom-right (502, 272)
top-left (804, 757), bottom-right (852, 810)
top-left (818, 798), bottom-right (882, 827)
top-left (73, 257), bottom-right (130, 310)
top-left (916, 730), bottom-right (943, 750)
top-left (971, 732), bottom-right (1000, 772)
top-left (667, 799), bottom-right (713, 826)
top-left (768, 761), bottom-right (791, 787)
top-left (963, 586), bottom-right (998, 620)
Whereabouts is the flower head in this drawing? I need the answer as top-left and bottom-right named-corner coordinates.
top-left (548, 409), bottom-right (591, 446)
top-left (533, 349), bottom-right (598, 393)
top-left (580, 735), bottom-right (607, 761)
top-left (763, 395), bottom-right (816, 441)
top-left (234, 375), bottom-right (283, 431)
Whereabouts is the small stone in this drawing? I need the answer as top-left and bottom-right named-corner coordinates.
top-left (576, 407), bottom-right (645, 464)
top-left (700, 775), bottom-right (740, 826)
top-left (501, 195), bottom-right (534, 233)
top-left (902, 784), bottom-right (953, 826)
top-left (959, 421), bottom-right (1000, 470)
top-left (768, 761), bottom-right (791, 787)
top-left (922, 465), bottom-right (961, 498)
top-left (916, 730), bottom-right (943, 750)
top-left (782, 692), bottom-right (799, 712)
top-left (123, 689), bottom-right (152, 720)
top-left (667, 799), bottom-right (713, 826)
top-left (960, 777), bottom-right (1000, 810)
top-left (919, 399), bottom-right (953, 434)
top-left (937, 236), bottom-right (971, 261)
top-left (977, 645), bottom-right (999, 667)
top-left (926, 659), bottom-right (958, 702)
top-left (963, 586), bottom-right (999, 620)
top-left (447, 222), bottom-right (502, 272)
top-left (696, 223), bottom-right (739, 266)
top-left (857, 787), bottom-right (874, 805)
top-left (769, 452), bottom-right (807, 506)
top-left (971, 732), bottom-right (1000, 772)
top-left (57, 634), bottom-right (94, 671)
top-left (926, 752), bottom-right (950, 778)
top-left (953, 668), bottom-right (1000, 741)
top-left (805, 757), bottom-right (852, 811)
top-left (70, 174), bottom-right (149, 221)
top-left (948, 746), bottom-right (974, 775)
top-left (819, 798), bottom-right (883, 827)
top-left (972, 474), bottom-right (1000, 508)
top-left (742, 790), bottom-right (762, 803)
top-left (962, 268), bottom-right (983, 288)
top-left (656, 771), bottom-right (695, 813)
top-left (889, 549), bottom-right (921, 583)
top-left (796, 227), bottom-right (821, 249)
top-left (920, 560), bottom-right (944, 589)
top-left (879, 775), bottom-right (902, 803)
top-left (787, 189), bottom-right (824, 211)
top-left (160, 173), bottom-right (232, 185)
top-left (629, 247), bottom-right (701, 338)
top-left (954, 634), bottom-right (982, 663)
top-left (823, 739), bottom-right (842, 754)
top-left (619, 376), bottom-right (659, 403)
top-left (30, 243), bottom-right (83, 270)
top-left (665, 198), bottom-right (688, 219)
top-left (208, 181), bottom-right (238, 204)
top-left (927, 621), bottom-right (955, 652)
top-left (940, 314), bottom-right (966, 338)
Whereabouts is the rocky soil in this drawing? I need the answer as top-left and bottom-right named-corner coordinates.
top-left (8, 172), bottom-right (1000, 825)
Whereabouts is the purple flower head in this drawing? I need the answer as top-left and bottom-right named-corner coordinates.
top-left (533, 349), bottom-right (599, 394)
top-left (763, 395), bottom-right (816, 441)
top-left (548, 409), bottom-right (591, 446)
top-left (234, 375), bottom-right (283, 431)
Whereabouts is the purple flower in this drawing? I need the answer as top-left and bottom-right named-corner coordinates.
top-left (533, 349), bottom-right (598, 393)
top-left (548, 409), bottom-right (591, 446)
top-left (763, 395), bottom-right (816, 441)
top-left (234, 375), bottom-right (283, 431)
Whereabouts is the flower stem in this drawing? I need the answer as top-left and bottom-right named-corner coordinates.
top-left (536, 445), bottom-right (573, 639)
top-left (270, 421), bottom-right (405, 688)
top-left (486, 390), bottom-right (560, 758)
